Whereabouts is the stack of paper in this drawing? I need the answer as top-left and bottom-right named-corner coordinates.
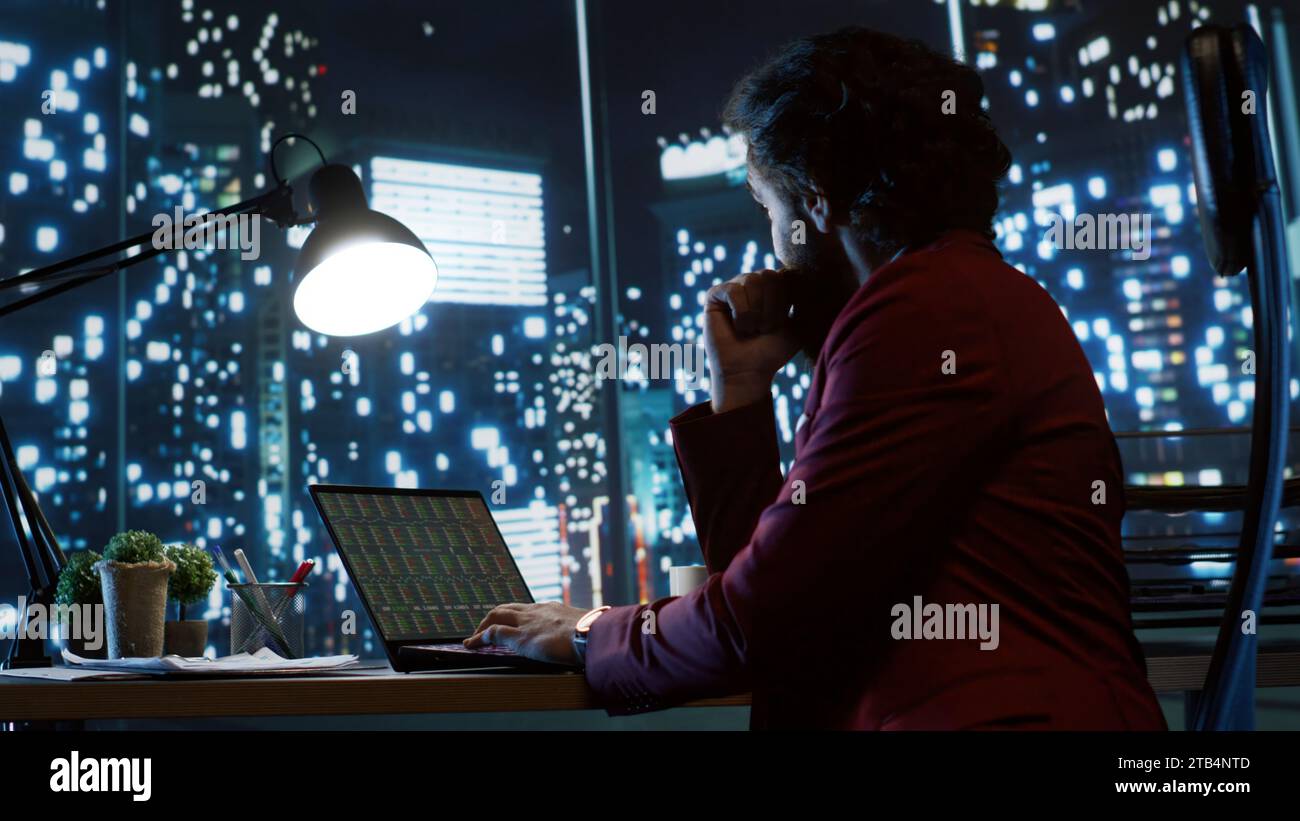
top-left (0, 666), bottom-right (144, 682)
top-left (59, 647), bottom-right (360, 676)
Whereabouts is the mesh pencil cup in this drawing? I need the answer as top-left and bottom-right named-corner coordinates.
top-left (228, 582), bottom-right (306, 659)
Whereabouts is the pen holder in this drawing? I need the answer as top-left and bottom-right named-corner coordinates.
top-left (229, 582), bottom-right (306, 659)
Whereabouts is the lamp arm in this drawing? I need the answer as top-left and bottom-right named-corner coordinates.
top-left (0, 426), bottom-right (42, 585)
top-left (0, 416), bottom-right (60, 586)
top-left (0, 185), bottom-right (301, 318)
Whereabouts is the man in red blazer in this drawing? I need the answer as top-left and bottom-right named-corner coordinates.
top-left (466, 27), bottom-right (1167, 730)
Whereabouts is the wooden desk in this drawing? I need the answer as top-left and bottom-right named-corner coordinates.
top-left (3, 641), bottom-right (1298, 723)
top-left (0, 667), bottom-right (747, 722)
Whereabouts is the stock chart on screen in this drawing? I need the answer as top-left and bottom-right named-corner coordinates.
top-left (313, 489), bottom-right (532, 640)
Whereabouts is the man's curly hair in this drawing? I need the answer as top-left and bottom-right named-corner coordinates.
top-left (723, 27), bottom-right (1012, 257)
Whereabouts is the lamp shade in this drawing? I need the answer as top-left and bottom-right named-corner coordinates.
top-left (292, 164), bottom-right (437, 336)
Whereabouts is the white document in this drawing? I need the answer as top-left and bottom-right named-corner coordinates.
top-left (0, 666), bottom-right (144, 682)
top-left (60, 647), bottom-right (360, 675)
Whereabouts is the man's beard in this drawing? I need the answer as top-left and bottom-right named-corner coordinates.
top-left (781, 238), bottom-right (859, 364)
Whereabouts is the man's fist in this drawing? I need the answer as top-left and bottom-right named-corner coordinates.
top-left (703, 269), bottom-right (801, 413)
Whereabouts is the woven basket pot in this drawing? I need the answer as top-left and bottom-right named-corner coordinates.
top-left (96, 559), bottom-right (175, 658)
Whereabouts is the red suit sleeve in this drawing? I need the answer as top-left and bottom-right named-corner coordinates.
top-left (583, 267), bottom-right (1008, 714)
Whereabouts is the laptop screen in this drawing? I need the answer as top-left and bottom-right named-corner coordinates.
top-left (311, 487), bottom-right (533, 642)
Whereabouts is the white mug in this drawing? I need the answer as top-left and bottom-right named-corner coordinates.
top-left (668, 564), bottom-right (709, 597)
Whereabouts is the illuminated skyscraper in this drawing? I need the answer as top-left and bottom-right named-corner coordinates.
top-left (0, 12), bottom-right (121, 555)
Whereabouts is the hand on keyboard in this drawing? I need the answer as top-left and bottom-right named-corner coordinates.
top-left (424, 642), bottom-right (518, 656)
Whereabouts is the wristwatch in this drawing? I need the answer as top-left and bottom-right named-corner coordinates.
top-left (572, 606), bottom-right (611, 668)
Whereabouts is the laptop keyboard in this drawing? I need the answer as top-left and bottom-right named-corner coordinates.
top-left (417, 642), bottom-right (520, 656)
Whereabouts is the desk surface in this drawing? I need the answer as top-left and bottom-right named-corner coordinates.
top-left (0, 666), bottom-right (747, 721)
top-left (4, 641), bottom-right (1299, 722)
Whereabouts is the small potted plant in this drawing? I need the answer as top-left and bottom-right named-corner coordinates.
top-left (95, 530), bottom-right (175, 658)
top-left (54, 549), bottom-right (105, 659)
top-left (163, 542), bottom-right (216, 657)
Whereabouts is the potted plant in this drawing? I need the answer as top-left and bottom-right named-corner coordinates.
top-left (163, 542), bottom-right (216, 657)
top-left (95, 530), bottom-right (175, 658)
top-left (54, 549), bottom-right (105, 659)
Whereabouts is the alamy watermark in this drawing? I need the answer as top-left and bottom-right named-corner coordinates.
top-left (0, 597), bottom-right (103, 650)
top-left (151, 206), bottom-right (261, 260)
top-left (891, 595), bottom-right (999, 650)
top-left (50, 751), bottom-right (151, 802)
top-left (1044, 212), bottom-right (1152, 261)
top-left (593, 335), bottom-right (706, 387)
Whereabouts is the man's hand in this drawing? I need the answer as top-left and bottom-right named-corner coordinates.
top-left (464, 601), bottom-right (589, 666)
top-left (704, 269), bottom-right (801, 413)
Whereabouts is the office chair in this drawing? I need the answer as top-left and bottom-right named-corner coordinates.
top-left (1147, 23), bottom-right (1293, 731)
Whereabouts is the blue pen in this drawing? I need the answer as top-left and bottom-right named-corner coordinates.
top-left (211, 545), bottom-right (239, 581)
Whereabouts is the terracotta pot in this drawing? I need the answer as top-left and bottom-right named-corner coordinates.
top-left (164, 620), bottom-right (208, 657)
top-left (96, 559), bottom-right (175, 658)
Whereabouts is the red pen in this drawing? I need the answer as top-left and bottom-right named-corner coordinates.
top-left (288, 559), bottom-right (315, 586)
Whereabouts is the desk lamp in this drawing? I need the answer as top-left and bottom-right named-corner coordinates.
top-left (0, 133), bottom-right (437, 668)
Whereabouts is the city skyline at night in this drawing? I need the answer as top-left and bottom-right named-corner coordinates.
top-left (2, 0), bottom-right (1298, 659)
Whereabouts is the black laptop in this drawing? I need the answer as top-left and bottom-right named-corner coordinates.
top-left (309, 484), bottom-right (576, 673)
